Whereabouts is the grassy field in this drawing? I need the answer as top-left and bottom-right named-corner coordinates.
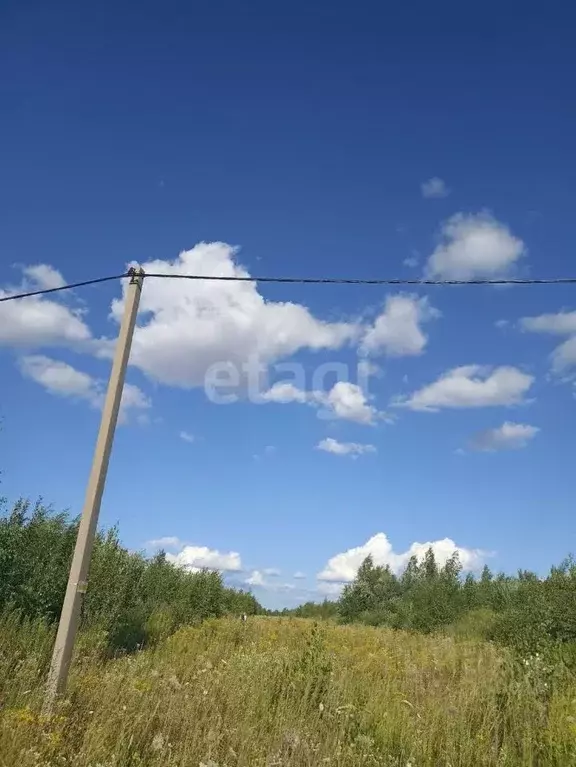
top-left (1, 613), bottom-right (576, 766)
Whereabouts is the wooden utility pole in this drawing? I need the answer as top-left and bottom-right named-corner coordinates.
top-left (43, 267), bottom-right (145, 714)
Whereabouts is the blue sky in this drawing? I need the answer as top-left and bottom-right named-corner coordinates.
top-left (1, 1), bottom-right (575, 607)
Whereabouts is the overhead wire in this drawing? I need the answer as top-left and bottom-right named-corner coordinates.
top-left (0, 274), bottom-right (128, 303)
top-left (146, 273), bottom-right (576, 286)
top-left (2, 271), bottom-right (576, 303)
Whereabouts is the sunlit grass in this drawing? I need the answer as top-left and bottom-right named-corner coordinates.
top-left (1, 613), bottom-right (575, 766)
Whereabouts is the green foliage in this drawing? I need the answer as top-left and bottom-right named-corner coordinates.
top-left (335, 548), bottom-right (467, 633)
top-left (446, 608), bottom-right (498, 640)
top-left (0, 499), bottom-right (77, 622)
top-left (488, 557), bottom-right (576, 662)
top-left (268, 599), bottom-right (339, 620)
top-left (3, 617), bottom-right (576, 766)
top-left (280, 546), bottom-right (576, 663)
top-left (293, 622), bottom-right (332, 713)
top-left (0, 607), bottom-right (54, 705)
top-left (0, 497), bottom-right (263, 654)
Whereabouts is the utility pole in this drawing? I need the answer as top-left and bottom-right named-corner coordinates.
top-left (43, 267), bottom-right (145, 714)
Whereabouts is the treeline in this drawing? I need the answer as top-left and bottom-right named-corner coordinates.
top-left (0, 498), bottom-right (262, 653)
top-left (270, 600), bottom-right (339, 621)
top-left (277, 550), bottom-right (576, 659)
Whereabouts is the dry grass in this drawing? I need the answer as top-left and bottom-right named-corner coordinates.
top-left (1, 614), bottom-right (576, 766)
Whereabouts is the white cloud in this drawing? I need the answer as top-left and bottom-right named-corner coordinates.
top-left (180, 430), bottom-right (195, 443)
top-left (167, 545), bottom-right (242, 573)
top-left (403, 256), bottom-right (419, 268)
top-left (395, 364), bottom-right (534, 412)
top-left (18, 354), bottom-right (151, 423)
top-left (318, 532), bottom-right (487, 583)
top-left (520, 311), bottom-right (576, 335)
top-left (104, 247), bottom-right (438, 393)
top-left (520, 310), bottom-right (576, 373)
top-left (262, 380), bottom-right (382, 425)
top-left (469, 421), bottom-right (540, 452)
top-left (426, 212), bottom-right (525, 280)
top-left (0, 289), bottom-right (91, 348)
top-left (121, 383), bottom-right (151, 415)
top-left (360, 294), bottom-right (439, 357)
top-left (316, 437), bottom-right (376, 457)
top-left (421, 177), bottom-right (450, 199)
top-left (293, 571), bottom-right (306, 579)
top-left (246, 570), bottom-right (266, 586)
top-left (22, 264), bottom-right (67, 291)
top-left (19, 355), bottom-right (101, 405)
top-left (263, 567), bottom-right (281, 577)
top-left (323, 381), bottom-right (379, 424)
top-left (245, 570), bottom-right (295, 592)
top-left (107, 243), bottom-right (360, 388)
top-left (550, 337), bottom-right (576, 372)
top-left (261, 382), bottom-right (310, 405)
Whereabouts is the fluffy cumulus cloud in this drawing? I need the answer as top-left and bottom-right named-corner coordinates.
top-left (262, 380), bottom-right (381, 424)
top-left (316, 437), bottom-right (376, 457)
top-left (421, 177), bottom-right (450, 199)
top-left (245, 569), bottom-right (295, 592)
top-left (395, 365), bottom-right (534, 412)
top-left (521, 311), bottom-right (576, 335)
top-left (107, 243), bottom-right (360, 388)
top-left (121, 383), bottom-right (151, 417)
top-left (318, 532), bottom-right (487, 583)
top-left (261, 382), bottom-right (310, 405)
top-left (360, 295), bottom-right (439, 357)
top-left (520, 310), bottom-right (576, 372)
top-left (469, 421), bottom-right (540, 452)
top-left (426, 212), bottom-right (525, 280)
top-left (324, 382), bottom-right (379, 423)
top-left (167, 544), bottom-right (242, 573)
top-left (19, 355), bottom-right (100, 405)
top-left (18, 354), bottom-right (151, 423)
top-left (245, 570), bottom-right (266, 587)
top-left (22, 264), bottom-right (67, 291)
top-left (3, 250), bottom-right (443, 427)
top-left (550, 338), bottom-right (576, 372)
top-left (104, 245), bottom-right (442, 391)
top-left (0, 286), bottom-right (91, 348)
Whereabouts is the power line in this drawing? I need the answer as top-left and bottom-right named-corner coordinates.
top-left (0, 274), bottom-right (127, 303)
top-left (146, 273), bottom-right (576, 286)
top-left (2, 271), bottom-right (576, 303)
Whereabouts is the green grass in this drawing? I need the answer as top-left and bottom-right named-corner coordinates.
top-left (1, 613), bottom-right (576, 766)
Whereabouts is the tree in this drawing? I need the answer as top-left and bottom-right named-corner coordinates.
top-left (0, 498), bottom-right (264, 652)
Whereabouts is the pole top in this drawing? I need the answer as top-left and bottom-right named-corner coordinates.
top-left (127, 266), bottom-right (145, 284)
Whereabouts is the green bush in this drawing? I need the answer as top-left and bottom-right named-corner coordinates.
top-left (0, 498), bottom-right (263, 653)
top-left (446, 608), bottom-right (498, 641)
top-left (106, 604), bottom-right (149, 655)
